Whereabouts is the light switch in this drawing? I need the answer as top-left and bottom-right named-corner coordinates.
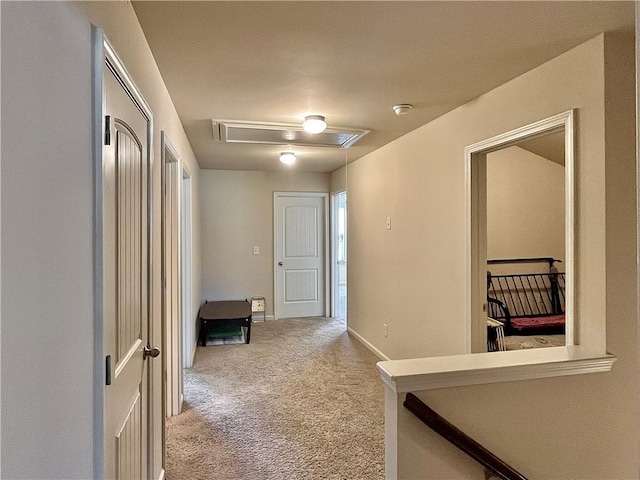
top-left (386, 216), bottom-right (391, 230)
top-left (253, 246), bottom-right (260, 255)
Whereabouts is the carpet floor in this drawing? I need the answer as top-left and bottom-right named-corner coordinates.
top-left (165, 317), bottom-right (385, 480)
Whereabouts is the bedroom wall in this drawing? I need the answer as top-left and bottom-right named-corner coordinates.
top-left (486, 146), bottom-right (565, 272)
top-left (348, 33), bottom-right (638, 478)
top-left (2, 2), bottom-right (202, 478)
top-left (199, 170), bottom-right (330, 318)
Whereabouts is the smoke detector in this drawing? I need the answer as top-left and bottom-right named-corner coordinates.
top-left (393, 104), bottom-right (413, 116)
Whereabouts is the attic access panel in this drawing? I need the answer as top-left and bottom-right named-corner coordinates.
top-left (212, 120), bottom-right (369, 148)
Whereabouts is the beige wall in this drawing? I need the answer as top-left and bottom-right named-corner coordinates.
top-left (2, 3), bottom-right (95, 477)
top-left (348, 35), bottom-right (610, 360)
top-left (487, 146), bottom-right (565, 272)
top-left (199, 170), bottom-right (330, 317)
top-left (1, 2), bottom-right (202, 478)
top-left (347, 34), bottom-right (637, 478)
top-left (330, 165), bottom-right (347, 193)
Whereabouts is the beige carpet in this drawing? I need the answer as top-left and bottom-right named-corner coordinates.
top-left (166, 317), bottom-right (385, 480)
top-left (504, 334), bottom-right (565, 350)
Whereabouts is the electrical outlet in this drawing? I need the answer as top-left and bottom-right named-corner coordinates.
top-left (383, 323), bottom-right (388, 337)
top-left (252, 298), bottom-right (265, 312)
top-left (253, 246), bottom-right (260, 255)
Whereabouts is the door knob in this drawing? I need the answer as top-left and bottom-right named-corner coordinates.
top-left (278, 261), bottom-right (283, 266)
top-left (143, 345), bottom-right (161, 360)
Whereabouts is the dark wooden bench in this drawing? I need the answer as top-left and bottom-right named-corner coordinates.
top-left (198, 300), bottom-right (252, 346)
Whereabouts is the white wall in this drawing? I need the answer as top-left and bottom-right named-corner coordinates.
top-left (487, 146), bottom-right (565, 272)
top-left (200, 170), bottom-right (329, 317)
top-left (1, 2), bottom-right (202, 478)
top-left (2, 3), bottom-right (94, 477)
top-left (347, 34), bottom-right (637, 478)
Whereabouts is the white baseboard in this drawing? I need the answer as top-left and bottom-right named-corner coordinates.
top-left (252, 314), bottom-right (274, 322)
top-left (348, 327), bottom-right (391, 361)
top-left (188, 337), bottom-right (197, 367)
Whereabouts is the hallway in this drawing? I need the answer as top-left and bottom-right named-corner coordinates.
top-left (166, 318), bottom-right (384, 479)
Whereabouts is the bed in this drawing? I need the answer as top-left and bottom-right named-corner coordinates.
top-left (486, 257), bottom-right (565, 337)
top-left (198, 299), bottom-right (252, 346)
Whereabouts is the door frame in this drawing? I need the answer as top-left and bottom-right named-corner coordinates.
top-left (464, 110), bottom-right (575, 353)
top-left (161, 130), bottom-right (183, 419)
top-left (181, 167), bottom-right (195, 368)
top-left (273, 192), bottom-right (330, 319)
top-left (93, 30), bottom-right (158, 479)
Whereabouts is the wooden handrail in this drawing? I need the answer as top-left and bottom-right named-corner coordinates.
top-left (403, 393), bottom-right (527, 480)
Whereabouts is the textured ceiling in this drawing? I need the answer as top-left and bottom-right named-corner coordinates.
top-left (132, 1), bottom-right (634, 173)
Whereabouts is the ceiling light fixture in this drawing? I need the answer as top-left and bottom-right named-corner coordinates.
top-left (393, 104), bottom-right (413, 116)
top-left (279, 151), bottom-right (296, 165)
top-left (302, 115), bottom-right (327, 134)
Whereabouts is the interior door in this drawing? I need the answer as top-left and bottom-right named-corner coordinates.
top-left (103, 43), bottom-right (154, 479)
top-left (274, 193), bottom-right (328, 318)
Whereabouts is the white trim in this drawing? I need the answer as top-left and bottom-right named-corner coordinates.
top-left (181, 167), bottom-right (194, 369)
top-left (464, 110), bottom-right (575, 353)
top-left (92, 25), bottom-right (105, 480)
top-left (377, 348), bottom-right (616, 393)
top-left (157, 468), bottom-right (166, 480)
top-left (161, 131), bottom-right (180, 164)
top-left (348, 327), bottom-right (391, 361)
top-left (251, 314), bottom-right (275, 323)
top-left (273, 192), bottom-right (330, 319)
top-left (103, 38), bottom-right (153, 122)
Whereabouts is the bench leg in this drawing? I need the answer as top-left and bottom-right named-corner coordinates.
top-left (245, 321), bottom-right (251, 344)
top-left (199, 320), bottom-right (207, 346)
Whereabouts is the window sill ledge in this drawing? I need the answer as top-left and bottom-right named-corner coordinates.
top-left (377, 347), bottom-right (616, 393)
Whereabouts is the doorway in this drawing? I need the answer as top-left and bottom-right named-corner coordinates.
top-left (331, 191), bottom-right (347, 325)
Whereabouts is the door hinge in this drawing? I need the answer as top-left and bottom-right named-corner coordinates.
top-left (104, 115), bottom-right (111, 145)
top-left (105, 355), bottom-right (112, 386)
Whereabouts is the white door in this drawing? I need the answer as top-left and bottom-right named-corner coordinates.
top-left (274, 193), bottom-right (328, 318)
top-left (103, 40), bottom-right (155, 479)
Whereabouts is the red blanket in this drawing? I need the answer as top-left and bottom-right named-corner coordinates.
top-left (511, 314), bottom-right (565, 330)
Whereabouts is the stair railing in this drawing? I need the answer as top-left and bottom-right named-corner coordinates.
top-left (403, 393), bottom-right (527, 480)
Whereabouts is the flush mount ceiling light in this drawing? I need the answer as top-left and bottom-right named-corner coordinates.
top-left (302, 115), bottom-right (327, 134)
top-left (393, 104), bottom-right (413, 116)
top-left (279, 151), bottom-right (296, 165)
top-left (212, 119), bottom-right (369, 148)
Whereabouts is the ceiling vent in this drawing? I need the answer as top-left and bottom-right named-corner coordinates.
top-left (212, 120), bottom-right (369, 148)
